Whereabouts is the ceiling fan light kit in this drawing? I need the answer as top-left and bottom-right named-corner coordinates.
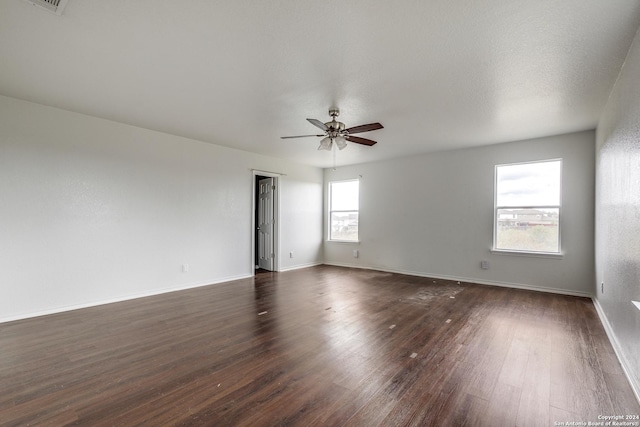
top-left (318, 137), bottom-right (332, 151)
top-left (334, 135), bottom-right (347, 150)
top-left (282, 108), bottom-right (383, 152)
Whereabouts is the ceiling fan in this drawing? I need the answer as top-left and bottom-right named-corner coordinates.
top-left (281, 108), bottom-right (383, 151)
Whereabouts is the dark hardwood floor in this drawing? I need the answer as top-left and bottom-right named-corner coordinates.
top-left (1, 265), bottom-right (638, 426)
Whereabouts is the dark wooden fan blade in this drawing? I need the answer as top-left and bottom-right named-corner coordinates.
top-left (345, 122), bottom-right (383, 134)
top-left (281, 135), bottom-right (323, 139)
top-left (346, 135), bottom-right (377, 146)
top-left (307, 118), bottom-right (328, 131)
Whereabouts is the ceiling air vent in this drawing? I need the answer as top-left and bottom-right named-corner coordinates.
top-left (22, 0), bottom-right (69, 15)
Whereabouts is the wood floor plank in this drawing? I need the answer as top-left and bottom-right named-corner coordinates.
top-left (480, 381), bottom-right (522, 427)
top-left (497, 337), bottom-right (530, 388)
top-left (0, 265), bottom-right (638, 426)
top-left (516, 343), bottom-right (551, 427)
top-left (550, 405), bottom-right (580, 426)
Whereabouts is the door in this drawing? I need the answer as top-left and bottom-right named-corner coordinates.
top-left (257, 177), bottom-right (275, 271)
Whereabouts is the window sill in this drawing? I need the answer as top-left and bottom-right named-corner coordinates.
top-left (491, 249), bottom-right (564, 259)
top-left (327, 240), bottom-right (360, 244)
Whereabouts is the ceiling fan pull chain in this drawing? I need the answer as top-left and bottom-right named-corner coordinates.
top-left (332, 142), bottom-right (337, 170)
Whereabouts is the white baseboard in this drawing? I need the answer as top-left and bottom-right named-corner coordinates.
top-left (278, 262), bottom-right (323, 272)
top-left (592, 298), bottom-right (640, 405)
top-left (323, 262), bottom-right (593, 298)
top-left (0, 273), bottom-right (253, 324)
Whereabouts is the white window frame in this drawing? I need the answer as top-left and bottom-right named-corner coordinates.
top-left (328, 179), bottom-right (360, 242)
top-left (492, 159), bottom-right (563, 257)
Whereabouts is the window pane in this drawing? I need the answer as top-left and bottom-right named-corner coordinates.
top-left (496, 160), bottom-right (561, 207)
top-left (330, 212), bottom-right (359, 241)
top-left (331, 181), bottom-right (359, 211)
top-left (496, 208), bottom-right (559, 252)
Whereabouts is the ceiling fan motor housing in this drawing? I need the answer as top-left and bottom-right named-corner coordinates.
top-left (326, 121), bottom-right (346, 137)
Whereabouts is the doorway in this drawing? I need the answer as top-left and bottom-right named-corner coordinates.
top-left (253, 172), bottom-right (279, 273)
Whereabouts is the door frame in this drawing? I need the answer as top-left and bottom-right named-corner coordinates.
top-left (251, 170), bottom-right (281, 274)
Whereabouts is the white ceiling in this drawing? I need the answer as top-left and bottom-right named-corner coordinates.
top-left (1, 1), bottom-right (640, 168)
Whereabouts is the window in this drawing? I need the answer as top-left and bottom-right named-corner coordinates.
top-left (329, 179), bottom-right (359, 241)
top-left (494, 159), bottom-right (561, 254)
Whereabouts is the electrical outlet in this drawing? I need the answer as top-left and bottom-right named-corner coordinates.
top-left (601, 282), bottom-right (604, 293)
top-left (289, 251), bottom-right (294, 258)
top-left (353, 249), bottom-right (359, 258)
top-left (480, 260), bottom-right (489, 270)
top-left (182, 264), bottom-right (189, 273)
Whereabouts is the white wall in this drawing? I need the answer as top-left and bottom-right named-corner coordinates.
top-left (325, 131), bottom-right (595, 296)
top-left (0, 95), bottom-right (323, 322)
top-left (595, 26), bottom-right (640, 398)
